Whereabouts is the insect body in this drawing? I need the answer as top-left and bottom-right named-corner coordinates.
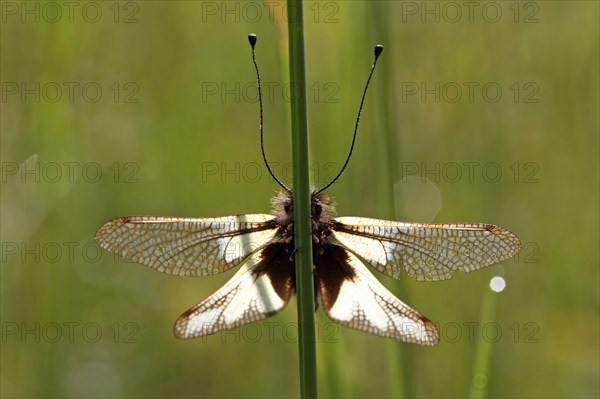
top-left (95, 35), bottom-right (521, 346)
top-left (96, 188), bottom-right (520, 346)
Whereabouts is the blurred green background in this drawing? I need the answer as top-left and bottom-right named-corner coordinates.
top-left (1, 1), bottom-right (598, 398)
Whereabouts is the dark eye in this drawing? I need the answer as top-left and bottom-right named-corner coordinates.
top-left (314, 204), bottom-right (322, 217)
top-left (284, 202), bottom-right (292, 214)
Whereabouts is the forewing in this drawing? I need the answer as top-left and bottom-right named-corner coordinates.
top-left (333, 217), bottom-right (521, 281)
top-left (174, 243), bottom-right (294, 338)
top-left (95, 214), bottom-right (277, 276)
top-left (317, 245), bottom-right (438, 346)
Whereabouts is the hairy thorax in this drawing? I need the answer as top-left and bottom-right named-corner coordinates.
top-left (271, 190), bottom-right (337, 258)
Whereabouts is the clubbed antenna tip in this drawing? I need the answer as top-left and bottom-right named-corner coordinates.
top-left (248, 34), bottom-right (257, 48)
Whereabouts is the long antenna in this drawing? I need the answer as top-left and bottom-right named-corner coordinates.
top-left (248, 34), bottom-right (291, 193)
top-left (315, 44), bottom-right (383, 195)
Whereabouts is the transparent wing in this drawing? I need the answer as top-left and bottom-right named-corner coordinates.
top-left (174, 243), bottom-right (294, 339)
top-left (332, 217), bottom-right (521, 282)
top-left (95, 214), bottom-right (277, 276)
top-left (317, 245), bottom-right (438, 346)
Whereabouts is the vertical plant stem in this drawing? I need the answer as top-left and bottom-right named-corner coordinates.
top-left (368, 3), bottom-right (414, 398)
top-left (469, 282), bottom-right (499, 399)
top-left (287, 1), bottom-right (317, 397)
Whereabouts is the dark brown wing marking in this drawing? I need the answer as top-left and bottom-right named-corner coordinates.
top-left (174, 243), bottom-right (294, 339)
top-left (316, 245), bottom-right (439, 346)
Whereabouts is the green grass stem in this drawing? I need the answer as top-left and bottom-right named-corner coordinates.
top-left (287, 1), bottom-right (318, 397)
top-left (368, 3), bottom-right (415, 397)
top-left (469, 281), bottom-right (499, 399)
